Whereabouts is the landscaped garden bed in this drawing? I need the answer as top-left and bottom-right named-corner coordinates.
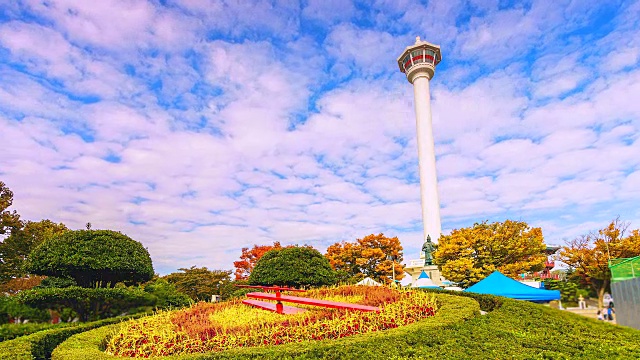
top-left (50, 290), bottom-right (640, 360)
top-left (104, 285), bottom-right (436, 357)
top-left (51, 292), bottom-right (477, 359)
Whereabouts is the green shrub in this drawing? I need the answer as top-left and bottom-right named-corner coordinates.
top-left (249, 247), bottom-right (337, 288)
top-left (0, 295), bottom-right (50, 324)
top-left (25, 229), bottom-right (154, 288)
top-left (35, 276), bottom-right (77, 289)
top-left (419, 287), bottom-right (504, 312)
top-left (0, 323), bottom-right (75, 342)
top-left (0, 313), bottom-right (150, 360)
top-left (16, 286), bottom-right (153, 322)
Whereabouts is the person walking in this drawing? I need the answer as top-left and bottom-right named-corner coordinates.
top-left (607, 302), bottom-right (615, 321)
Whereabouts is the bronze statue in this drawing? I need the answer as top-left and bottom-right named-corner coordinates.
top-left (422, 235), bottom-right (435, 266)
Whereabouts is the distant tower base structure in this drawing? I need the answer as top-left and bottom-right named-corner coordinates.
top-left (405, 263), bottom-right (442, 287)
top-left (397, 37), bottom-right (444, 285)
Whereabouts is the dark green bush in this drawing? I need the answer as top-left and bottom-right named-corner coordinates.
top-left (0, 312), bottom-right (150, 360)
top-left (0, 295), bottom-right (50, 324)
top-left (25, 229), bottom-right (154, 288)
top-left (419, 287), bottom-right (504, 312)
top-left (249, 247), bottom-right (337, 288)
top-left (35, 276), bottom-right (77, 289)
top-left (17, 286), bottom-right (153, 322)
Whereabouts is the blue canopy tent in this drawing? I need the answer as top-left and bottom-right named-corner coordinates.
top-left (412, 271), bottom-right (440, 289)
top-left (464, 271), bottom-right (560, 302)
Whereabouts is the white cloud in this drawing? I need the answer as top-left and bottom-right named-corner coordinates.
top-left (324, 25), bottom-right (397, 76)
top-left (2, 0), bottom-right (640, 275)
top-left (533, 71), bottom-right (588, 98)
top-left (302, 0), bottom-right (356, 24)
top-left (20, 0), bottom-right (197, 51)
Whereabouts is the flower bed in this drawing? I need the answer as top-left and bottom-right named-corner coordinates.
top-left (105, 286), bottom-right (437, 357)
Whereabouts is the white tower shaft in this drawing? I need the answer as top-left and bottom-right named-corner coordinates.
top-left (412, 75), bottom-right (442, 253)
top-left (397, 37), bottom-right (443, 280)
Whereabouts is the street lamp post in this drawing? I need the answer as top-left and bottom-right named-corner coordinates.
top-left (387, 255), bottom-right (397, 287)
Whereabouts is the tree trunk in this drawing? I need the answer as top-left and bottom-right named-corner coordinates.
top-left (592, 280), bottom-right (609, 309)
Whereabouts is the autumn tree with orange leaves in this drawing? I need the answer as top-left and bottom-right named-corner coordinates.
top-left (233, 242), bottom-right (291, 280)
top-left (435, 220), bottom-right (546, 288)
top-left (325, 233), bottom-right (403, 285)
top-left (559, 218), bottom-right (640, 308)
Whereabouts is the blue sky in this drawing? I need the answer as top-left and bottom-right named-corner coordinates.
top-left (1, 0), bottom-right (639, 275)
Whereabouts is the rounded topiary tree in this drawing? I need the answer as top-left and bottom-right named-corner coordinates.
top-left (25, 230), bottom-right (154, 288)
top-left (248, 246), bottom-right (337, 288)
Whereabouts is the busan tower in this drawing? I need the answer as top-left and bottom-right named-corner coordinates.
top-left (397, 37), bottom-right (443, 285)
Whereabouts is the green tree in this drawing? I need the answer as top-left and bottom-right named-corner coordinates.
top-left (233, 242), bottom-right (290, 280)
top-left (250, 247), bottom-right (337, 288)
top-left (325, 233), bottom-right (404, 284)
top-left (142, 278), bottom-right (192, 308)
top-left (0, 181), bottom-right (22, 236)
top-left (435, 220), bottom-right (547, 288)
top-left (25, 230), bottom-right (154, 288)
top-left (164, 266), bottom-right (231, 301)
top-left (545, 279), bottom-right (589, 305)
top-left (219, 279), bottom-right (254, 300)
top-left (0, 219), bottom-right (68, 283)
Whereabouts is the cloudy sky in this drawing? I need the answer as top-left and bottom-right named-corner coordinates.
top-left (1, 0), bottom-right (639, 275)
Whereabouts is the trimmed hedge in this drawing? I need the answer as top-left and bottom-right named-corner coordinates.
top-left (419, 288), bottom-right (504, 312)
top-left (0, 322), bottom-right (76, 342)
top-left (0, 313), bottom-right (151, 360)
top-left (17, 286), bottom-right (153, 322)
top-left (52, 293), bottom-right (479, 359)
top-left (52, 293), bottom-right (640, 359)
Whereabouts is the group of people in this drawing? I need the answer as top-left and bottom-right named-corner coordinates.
top-left (597, 302), bottom-right (615, 321)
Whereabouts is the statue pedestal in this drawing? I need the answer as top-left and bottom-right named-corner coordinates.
top-left (404, 260), bottom-right (442, 286)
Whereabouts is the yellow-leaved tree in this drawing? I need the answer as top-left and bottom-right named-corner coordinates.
top-left (559, 218), bottom-right (640, 308)
top-left (434, 220), bottom-right (546, 288)
top-left (325, 233), bottom-right (403, 285)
